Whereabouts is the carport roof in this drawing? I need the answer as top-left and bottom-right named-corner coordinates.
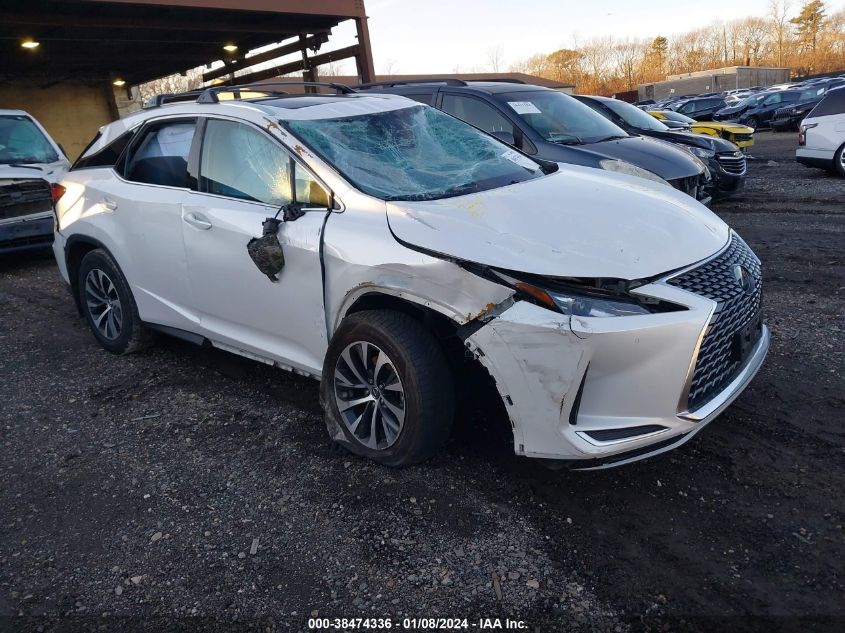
top-left (0, 0), bottom-right (367, 85)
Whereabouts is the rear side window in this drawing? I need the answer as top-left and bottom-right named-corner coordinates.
top-left (400, 93), bottom-right (435, 105)
top-left (199, 119), bottom-right (292, 206)
top-left (73, 130), bottom-right (135, 170)
top-left (441, 94), bottom-right (517, 138)
top-left (810, 89), bottom-right (845, 117)
top-left (123, 120), bottom-right (196, 188)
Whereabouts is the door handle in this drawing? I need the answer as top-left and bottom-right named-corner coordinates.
top-left (102, 197), bottom-right (118, 211)
top-left (183, 212), bottom-right (212, 230)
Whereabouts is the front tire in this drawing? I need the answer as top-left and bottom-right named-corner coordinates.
top-left (745, 116), bottom-right (759, 130)
top-left (834, 143), bottom-right (845, 178)
top-left (321, 310), bottom-right (454, 467)
top-left (77, 249), bottom-right (154, 354)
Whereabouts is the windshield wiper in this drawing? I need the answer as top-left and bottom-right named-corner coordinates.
top-left (549, 135), bottom-right (584, 145)
top-left (0, 161), bottom-right (44, 170)
top-left (593, 135), bottom-right (629, 142)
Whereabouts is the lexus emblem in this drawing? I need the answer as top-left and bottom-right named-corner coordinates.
top-left (733, 264), bottom-right (754, 294)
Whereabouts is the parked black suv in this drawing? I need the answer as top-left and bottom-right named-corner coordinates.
top-left (669, 96), bottom-right (727, 121)
top-left (736, 90), bottom-right (803, 129)
top-left (771, 86), bottom-right (831, 131)
top-left (575, 95), bottom-right (745, 199)
top-left (358, 79), bottom-right (711, 202)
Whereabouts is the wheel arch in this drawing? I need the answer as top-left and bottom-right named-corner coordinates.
top-left (64, 235), bottom-right (132, 316)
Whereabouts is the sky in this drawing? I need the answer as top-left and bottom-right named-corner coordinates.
top-left (327, 0), bottom-right (845, 74)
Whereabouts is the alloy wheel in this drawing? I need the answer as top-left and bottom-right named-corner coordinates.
top-left (333, 341), bottom-right (406, 450)
top-left (84, 268), bottom-right (123, 340)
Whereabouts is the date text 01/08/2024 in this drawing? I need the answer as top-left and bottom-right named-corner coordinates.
top-left (307, 617), bottom-right (529, 630)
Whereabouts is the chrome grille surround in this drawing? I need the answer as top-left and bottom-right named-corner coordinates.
top-left (0, 179), bottom-right (52, 221)
top-left (716, 152), bottom-right (747, 175)
top-left (666, 233), bottom-right (763, 411)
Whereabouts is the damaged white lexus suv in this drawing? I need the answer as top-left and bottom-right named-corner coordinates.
top-left (53, 83), bottom-right (769, 468)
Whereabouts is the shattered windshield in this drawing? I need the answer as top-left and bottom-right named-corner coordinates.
top-left (0, 115), bottom-right (59, 165)
top-left (286, 105), bottom-right (543, 201)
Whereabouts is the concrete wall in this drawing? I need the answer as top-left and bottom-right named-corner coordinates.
top-left (0, 82), bottom-right (117, 160)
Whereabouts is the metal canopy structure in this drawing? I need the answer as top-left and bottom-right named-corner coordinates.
top-left (0, 0), bottom-right (375, 86)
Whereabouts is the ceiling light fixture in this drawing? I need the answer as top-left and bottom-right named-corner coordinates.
top-left (223, 44), bottom-right (238, 53)
top-left (21, 39), bottom-right (40, 50)
top-left (113, 78), bottom-right (126, 87)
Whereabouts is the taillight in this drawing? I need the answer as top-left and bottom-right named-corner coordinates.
top-left (50, 183), bottom-right (66, 205)
top-left (798, 123), bottom-right (817, 146)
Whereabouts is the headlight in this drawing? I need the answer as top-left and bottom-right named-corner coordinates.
top-left (598, 159), bottom-right (669, 186)
top-left (687, 146), bottom-right (715, 159)
top-left (491, 271), bottom-right (651, 318)
top-left (547, 289), bottom-right (650, 317)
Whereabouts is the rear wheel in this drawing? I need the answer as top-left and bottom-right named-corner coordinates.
top-left (321, 310), bottom-right (454, 467)
top-left (745, 116), bottom-right (759, 130)
top-left (834, 143), bottom-right (845, 177)
top-left (77, 249), bottom-right (154, 354)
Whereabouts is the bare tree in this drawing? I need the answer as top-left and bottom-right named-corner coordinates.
top-left (138, 66), bottom-right (204, 101)
top-left (769, 0), bottom-right (792, 66)
top-left (486, 45), bottom-right (505, 73)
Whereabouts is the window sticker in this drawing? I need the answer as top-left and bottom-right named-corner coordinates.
top-left (508, 101), bottom-right (542, 115)
top-left (501, 148), bottom-right (538, 170)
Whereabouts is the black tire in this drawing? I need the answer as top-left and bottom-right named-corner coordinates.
top-left (77, 249), bottom-right (154, 354)
top-left (834, 143), bottom-right (845, 178)
top-left (320, 310), bottom-right (454, 467)
top-left (745, 116), bottom-right (759, 130)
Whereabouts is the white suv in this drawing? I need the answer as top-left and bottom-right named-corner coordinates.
top-left (797, 87), bottom-right (845, 176)
top-left (53, 83), bottom-right (769, 468)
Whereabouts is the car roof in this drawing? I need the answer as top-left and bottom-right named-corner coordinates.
top-left (0, 109), bottom-right (31, 117)
top-left (369, 81), bottom-right (554, 95)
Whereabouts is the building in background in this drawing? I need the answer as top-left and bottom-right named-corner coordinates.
top-left (0, 0), bottom-right (374, 158)
top-left (639, 66), bottom-right (790, 101)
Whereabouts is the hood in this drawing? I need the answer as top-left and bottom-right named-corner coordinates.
top-left (386, 164), bottom-right (729, 280)
top-left (643, 129), bottom-right (736, 153)
top-left (693, 122), bottom-right (754, 135)
top-left (575, 135), bottom-right (704, 181)
top-left (0, 160), bottom-right (68, 183)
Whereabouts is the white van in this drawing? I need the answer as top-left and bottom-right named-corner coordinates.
top-left (797, 87), bottom-right (845, 177)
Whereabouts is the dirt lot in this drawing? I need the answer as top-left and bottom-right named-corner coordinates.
top-left (1, 132), bottom-right (843, 632)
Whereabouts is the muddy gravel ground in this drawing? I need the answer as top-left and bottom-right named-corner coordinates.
top-left (1, 132), bottom-right (843, 633)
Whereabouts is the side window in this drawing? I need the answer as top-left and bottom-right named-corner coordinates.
top-left (294, 163), bottom-right (330, 209)
top-left (678, 101), bottom-right (695, 114)
top-left (441, 94), bottom-right (516, 140)
top-left (199, 119), bottom-right (291, 206)
top-left (763, 94), bottom-right (781, 106)
top-left (123, 120), bottom-right (195, 188)
top-left (73, 129), bottom-right (136, 170)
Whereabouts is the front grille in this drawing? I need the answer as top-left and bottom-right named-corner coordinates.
top-left (772, 107), bottom-right (792, 121)
top-left (731, 133), bottom-right (752, 142)
top-left (669, 174), bottom-right (707, 200)
top-left (716, 152), bottom-right (747, 175)
top-left (0, 179), bottom-right (52, 221)
top-left (667, 234), bottom-right (763, 410)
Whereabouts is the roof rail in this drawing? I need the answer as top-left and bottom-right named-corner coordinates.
top-left (469, 78), bottom-right (526, 84)
top-left (143, 90), bottom-right (206, 109)
top-left (356, 78), bottom-right (468, 89)
top-left (196, 81), bottom-right (355, 103)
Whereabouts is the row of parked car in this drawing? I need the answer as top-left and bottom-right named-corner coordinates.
top-left (3, 78), bottom-right (754, 258)
top-left (637, 74), bottom-right (845, 132)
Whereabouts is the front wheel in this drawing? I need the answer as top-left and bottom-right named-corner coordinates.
top-left (321, 310), bottom-right (454, 467)
top-left (745, 116), bottom-right (759, 130)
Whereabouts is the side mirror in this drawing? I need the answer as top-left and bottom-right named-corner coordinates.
top-left (491, 130), bottom-right (516, 147)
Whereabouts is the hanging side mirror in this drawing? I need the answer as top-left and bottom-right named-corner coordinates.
top-left (247, 217), bottom-right (285, 281)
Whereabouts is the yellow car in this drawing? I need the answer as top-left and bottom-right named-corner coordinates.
top-left (649, 110), bottom-right (754, 150)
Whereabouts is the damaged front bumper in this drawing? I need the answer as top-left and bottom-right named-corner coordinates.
top-left (463, 280), bottom-right (770, 468)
